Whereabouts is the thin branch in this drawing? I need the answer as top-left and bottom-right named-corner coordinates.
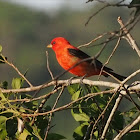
top-left (85, 0), bottom-right (131, 25)
top-left (21, 89), bottom-right (116, 117)
top-left (20, 69), bottom-right (140, 117)
top-left (1, 68), bottom-right (140, 94)
top-left (122, 69), bottom-right (140, 84)
top-left (44, 86), bottom-right (65, 140)
top-left (46, 51), bottom-right (54, 79)
top-left (98, 36), bottom-right (122, 82)
top-left (77, 33), bottom-right (107, 48)
top-left (90, 91), bottom-right (118, 140)
top-left (101, 94), bottom-right (123, 139)
top-left (117, 16), bottom-right (140, 57)
top-left (1, 54), bottom-right (33, 87)
top-left (85, 4), bottom-right (108, 26)
top-left (114, 115), bottom-right (140, 140)
top-left (29, 51), bottom-right (55, 125)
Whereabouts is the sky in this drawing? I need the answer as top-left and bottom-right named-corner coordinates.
top-left (4, 0), bottom-right (94, 13)
top-left (4, 0), bottom-right (132, 15)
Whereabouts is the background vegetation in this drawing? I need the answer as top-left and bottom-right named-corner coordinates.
top-left (0, 0), bottom-right (140, 139)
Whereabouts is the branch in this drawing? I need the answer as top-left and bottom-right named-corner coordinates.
top-left (19, 68), bottom-right (140, 117)
top-left (98, 36), bottom-right (122, 82)
top-left (90, 91), bottom-right (117, 140)
top-left (44, 86), bottom-right (65, 140)
top-left (114, 115), bottom-right (140, 140)
top-left (21, 89), bottom-right (116, 117)
top-left (101, 94), bottom-right (123, 139)
top-left (77, 32), bottom-right (107, 49)
top-left (85, 4), bottom-right (108, 26)
top-left (1, 77), bottom-right (140, 94)
top-left (85, 0), bottom-right (134, 25)
top-left (117, 16), bottom-right (140, 57)
top-left (1, 54), bottom-right (33, 87)
top-left (46, 51), bottom-right (54, 79)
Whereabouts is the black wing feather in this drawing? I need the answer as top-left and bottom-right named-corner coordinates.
top-left (68, 48), bottom-right (113, 72)
top-left (67, 48), bottom-right (126, 80)
top-left (68, 48), bottom-right (102, 66)
top-left (68, 48), bottom-right (90, 59)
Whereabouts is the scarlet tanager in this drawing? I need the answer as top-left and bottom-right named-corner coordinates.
top-left (47, 37), bottom-right (125, 81)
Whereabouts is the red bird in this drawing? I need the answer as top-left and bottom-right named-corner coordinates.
top-left (47, 37), bottom-right (125, 81)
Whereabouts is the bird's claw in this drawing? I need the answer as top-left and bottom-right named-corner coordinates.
top-left (68, 76), bottom-right (77, 85)
top-left (80, 75), bottom-right (86, 84)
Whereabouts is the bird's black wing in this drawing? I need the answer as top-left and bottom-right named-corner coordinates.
top-left (68, 48), bottom-right (90, 59)
top-left (68, 48), bottom-right (113, 72)
top-left (68, 48), bottom-right (102, 66)
top-left (67, 48), bottom-right (126, 80)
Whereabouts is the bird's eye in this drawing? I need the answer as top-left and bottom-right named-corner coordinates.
top-left (52, 41), bottom-right (56, 45)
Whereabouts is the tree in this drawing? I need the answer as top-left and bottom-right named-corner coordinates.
top-left (0, 0), bottom-right (140, 140)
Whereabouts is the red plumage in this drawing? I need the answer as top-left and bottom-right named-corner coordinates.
top-left (47, 37), bottom-right (125, 81)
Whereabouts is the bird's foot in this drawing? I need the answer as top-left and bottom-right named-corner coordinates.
top-left (80, 75), bottom-right (86, 85)
top-left (68, 76), bottom-right (77, 85)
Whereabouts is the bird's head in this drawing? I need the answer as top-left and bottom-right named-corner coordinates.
top-left (47, 37), bottom-right (70, 51)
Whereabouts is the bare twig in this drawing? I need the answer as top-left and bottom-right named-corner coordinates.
top-left (1, 54), bottom-right (33, 87)
top-left (89, 69), bottom-right (140, 139)
top-left (117, 16), bottom-right (140, 57)
top-left (9, 86), bottom-right (63, 103)
top-left (85, 4), bottom-right (108, 26)
top-left (30, 51), bottom-right (55, 125)
top-left (114, 115), bottom-right (140, 140)
top-left (20, 68), bottom-right (140, 117)
top-left (98, 36), bottom-right (122, 82)
top-left (1, 74), bottom-right (140, 94)
top-left (46, 51), bottom-right (54, 79)
top-left (90, 91), bottom-right (117, 140)
top-left (85, 0), bottom-right (133, 25)
top-left (101, 94), bottom-right (123, 139)
top-left (21, 89), bottom-right (116, 117)
top-left (77, 33), bottom-right (107, 48)
top-left (44, 86), bottom-right (65, 140)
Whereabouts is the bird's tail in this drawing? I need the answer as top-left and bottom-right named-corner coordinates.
top-left (104, 70), bottom-right (126, 81)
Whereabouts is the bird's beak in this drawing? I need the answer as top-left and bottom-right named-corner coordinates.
top-left (47, 44), bottom-right (52, 48)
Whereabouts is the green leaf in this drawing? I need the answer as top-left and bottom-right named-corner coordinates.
top-left (0, 92), bottom-right (7, 102)
top-left (34, 115), bottom-right (48, 137)
top-left (94, 131), bottom-right (98, 138)
top-left (67, 84), bottom-right (80, 96)
top-left (71, 90), bottom-right (81, 101)
top-left (0, 45), bottom-right (2, 52)
top-left (0, 81), bottom-right (8, 89)
top-left (6, 117), bottom-right (17, 137)
top-left (74, 122), bottom-right (89, 137)
top-left (90, 86), bottom-right (100, 93)
top-left (11, 77), bottom-right (24, 89)
top-left (47, 133), bottom-right (66, 140)
top-left (18, 129), bottom-right (31, 140)
top-left (0, 116), bottom-right (7, 140)
top-left (71, 109), bottom-right (89, 122)
top-left (112, 111), bottom-right (124, 130)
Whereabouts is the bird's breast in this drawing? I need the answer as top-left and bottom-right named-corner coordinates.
top-left (56, 49), bottom-right (79, 70)
top-left (54, 48), bottom-right (101, 77)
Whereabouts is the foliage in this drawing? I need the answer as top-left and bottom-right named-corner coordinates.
top-left (68, 84), bottom-right (125, 139)
top-left (0, 0), bottom-right (140, 140)
top-left (0, 46), bottom-right (66, 139)
top-left (0, 79), bottom-right (65, 139)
